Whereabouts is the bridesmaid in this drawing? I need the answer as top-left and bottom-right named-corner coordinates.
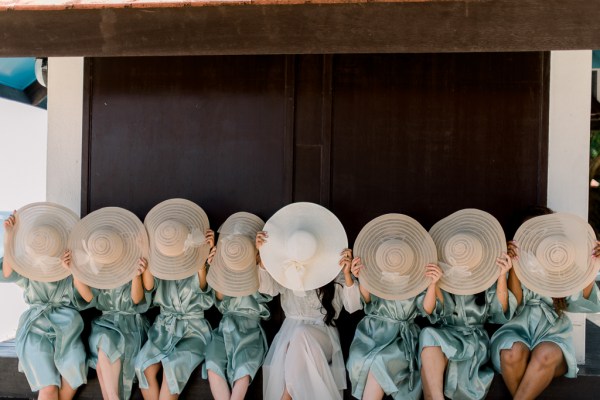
top-left (419, 254), bottom-right (515, 400)
top-left (135, 230), bottom-right (215, 399)
top-left (63, 206), bottom-right (152, 399)
top-left (2, 211), bottom-right (87, 400)
top-left (134, 198), bottom-right (216, 399)
top-left (491, 207), bottom-right (600, 400)
top-left (205, 212), bottom-right (272, 400)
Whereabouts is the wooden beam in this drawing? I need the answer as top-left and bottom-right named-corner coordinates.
top-left (2, 1), bottom-right (600, 56)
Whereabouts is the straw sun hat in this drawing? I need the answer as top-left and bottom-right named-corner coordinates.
top-left (513, 213), bottom-right (599, 298)
top-left (207, 212), bottom-right (265, 297)
top-left (429, 209), bottom-right (507, 295)
top-left (69, 207), bottom-right (149, 289)
top-left (259, 202), bottom-right (348, 292)
top-left (353, 214), bottom-right (437, 300)
top-left (4, 202), bottom-right (79, 282)
top-left (144, 199), bottom-right (211, 280)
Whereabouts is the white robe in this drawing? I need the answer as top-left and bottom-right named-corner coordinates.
top-left (259, 268), bottom-right (361, 400)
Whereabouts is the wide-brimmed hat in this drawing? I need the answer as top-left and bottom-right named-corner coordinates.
top-left (429, 209), bottom-right (506, 295)
top-left (207, 212), bottom-right (264, 296)
top-left (259, 202), bottom-right (348, 292)
top-left (144, 198), bottom-right (210, 280)
top-left (353, 214), bottom-right (437, 300)
top-left (513, 212), bottom-right (599, 298)
top-left (69, 207), bottom-right (149, 289)
top-left (4, 202), bottom-right (79, 282)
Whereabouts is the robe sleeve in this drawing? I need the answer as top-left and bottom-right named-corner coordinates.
top-left (258, 266), bottom-right (281, 297)
top-left (416, 289), bottom-right (443, 324)
top-left (0, 257), bottom-right (28, 288)
top-left (566, 283), bottom-right (600, 313)
top-left (486, 284), bottom-right (517, 324)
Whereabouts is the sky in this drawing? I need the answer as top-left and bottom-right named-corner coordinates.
top-left (0, 97), bottom-right (47, 341)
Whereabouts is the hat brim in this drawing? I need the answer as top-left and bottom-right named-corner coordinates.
top-left (513, 213), bottom-right (599, 298)
top-left (4, 202), bottom-right (78, 282)
top-left (260, 202), bottom-right (347, 292)
top-left (144, 199), bottom-right (210, 280)
top-left (69, 207), bottom-right (148, 289)
top-left (207, 212), bottom-right (264, 296)
top-left (354, 214), bottom-right (436, 300)
top-left (429, 209), bottom-right (506, 295)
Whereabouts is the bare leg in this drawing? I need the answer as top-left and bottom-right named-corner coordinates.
top-left (420, 346), bottom-right (448, 400)
top-left (513, 342), bottom-right (567, 400)
top-left (230, 375), bottom-right (250, 400)
top-left (362, 371), bottom-right (385, 400)
top-left (208, 369), bottom-right (231, 400)
top-left (96, 363), bottom-right (109, 400)
top-left (500, 341), bottom-right (530, 396)
top-left (37, 385), bottom-right (58, 400)
top-left (96, 350), bottom-right (122, 400)
top-left (141, 363), bottom-right (161, 400)
top-left (58, 377), bottom-right (77, 400)
top-left (158, 371), bottom-right (179, 400)
top-left (280, 386), bottom-right (292, 400)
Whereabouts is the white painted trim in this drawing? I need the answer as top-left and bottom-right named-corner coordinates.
top-left (547, 50), bottom-right (592, 365)
top-left (46, 57), bottom-right (84, 215)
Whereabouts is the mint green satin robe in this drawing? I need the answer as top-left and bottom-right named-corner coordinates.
top-left (419, 286), bottom-right (516, 399)
top-left (135, 274), bottom-right (213, 394)
top-left (346, 293), bottom-right (439, 400)
top-left (491, 284), bottom-right (600, 378)
top-left (0, 258), bottom-right (88, 392)
top-left (205, 291), bottom-right (271, 385)
top-left (88, 281), bottom-right (151, 400)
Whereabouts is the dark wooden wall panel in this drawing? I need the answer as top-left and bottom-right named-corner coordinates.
top-left (85, 56), bottom-right (293, 226)
top-left (328, 53), bottom-right (548, 241)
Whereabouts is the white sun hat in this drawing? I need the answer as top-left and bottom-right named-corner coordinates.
top-left (4, 202), bottom-right (79, 282)
top-left (353, 213), bottom-right (437, 300)
top-left (513, 212), bottom-right (599, 298)
top-left (69, 207), bottom-right (149, 289)
top-left (144, 198), bottom-right (211, 280)
top-left (207, 212), bottom-right (265, 297)
top-left (429, 209), bottom-right (507, 295)
top-left (259, 202), bottom-right (348, 292)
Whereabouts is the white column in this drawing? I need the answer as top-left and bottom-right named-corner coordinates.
top-left (46, 57), bottom-right (84, 215)
top-left (547, 50), bottom-right (592, 364)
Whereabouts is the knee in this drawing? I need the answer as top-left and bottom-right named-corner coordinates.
top-left (531, 345), bottom-right (563, 370)
top-left (38, 385), bottom-right (59, 400)
top-left (501, 342), bottom-right (529, 367)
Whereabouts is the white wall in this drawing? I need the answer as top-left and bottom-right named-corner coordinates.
top-left (547, 50), bottom-right (593, 364)
top-left (0, 96), bottom-right (47, 341)
top-left (46, 57), bottom-right (84, 215)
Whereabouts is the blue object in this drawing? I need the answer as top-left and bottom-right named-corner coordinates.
top-left (0, 58), bottom-right (36, 90)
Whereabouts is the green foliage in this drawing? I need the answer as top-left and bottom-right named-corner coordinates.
top-left (591, 130), bottom-right (600, 159)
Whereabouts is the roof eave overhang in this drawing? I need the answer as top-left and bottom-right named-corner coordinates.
top-left (2, 0), bottom-right (600, 57)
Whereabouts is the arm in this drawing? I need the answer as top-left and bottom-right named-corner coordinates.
top-left (422, 263), bottom-right (443, 315)
top-left (2, 213), bottom-right (16, 279)
top-left (142, 264), bottom-right (154, 291)
top-left (584, 241), bottom-right (600, 299)
top-left (61, 250), bottom-right (93, 302)
top-left (131, 257), bottom-right (147, 304)
top-left (507, 241), bottom-right (523, 306)
top-left (495, 252), bottom-right (512, 313)
top-left (255, 231), bottom-right (281, 296)
top-left (350, 256), bottom-right (371, 304)
top-left (198, 229), bottom-right (215, 291)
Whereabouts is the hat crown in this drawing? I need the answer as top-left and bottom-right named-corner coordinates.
top-left (375, 239), bottom-right (413, 272)
top-left (86, 229), bottom-right (124, 264)
top-left (443, 233), bottom-right (482, 268)
top-left (26, 224), bottom-right (62, 256)
top-left (285, 230), bottom-right (317, 262)
top-left (220, 235), bottom-right (255, 271)
top-left (536, 235), bottom-right (574, 270)
top-left (155, 220), bottom-right (188, 257)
